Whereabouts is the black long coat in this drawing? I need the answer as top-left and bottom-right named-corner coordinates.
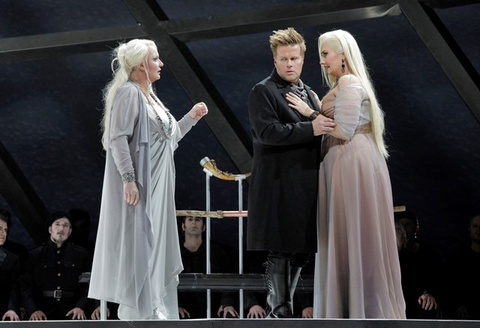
top-left (20, 240), bottom-right (91, 319)
top-left (247, 69), bottom-right (321, 253)
top-left (0, 247), bottom-right (20, 314)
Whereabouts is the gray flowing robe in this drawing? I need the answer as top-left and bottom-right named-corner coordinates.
top-left (88, 81), bottom-right (197, 318)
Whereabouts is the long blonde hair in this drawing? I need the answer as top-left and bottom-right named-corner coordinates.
top-left (100, 39), bottom-right (157, 150)
top-left (319, 30), bottom-right (388, 158)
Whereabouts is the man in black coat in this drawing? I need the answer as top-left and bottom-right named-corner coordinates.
top-left (0, 210), bottom-right (21, 321)
top-left (20, 211), bottom-right (91, 320)
top-left (247, 27), bottom-right (335, 318)
top-left (444, 214), bottom-right (480, 319)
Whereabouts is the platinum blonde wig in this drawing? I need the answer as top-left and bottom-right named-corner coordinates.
top-left (101, 39), bottom-right (157, 150)
top-left (319, 30), bottom-right (388, 158)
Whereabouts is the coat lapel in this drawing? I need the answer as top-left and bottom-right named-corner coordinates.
top-left (270, 69), bottom-right (318, 121)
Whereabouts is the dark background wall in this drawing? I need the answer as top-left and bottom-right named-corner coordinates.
top-left (0, 0), bottom-right (479, 263)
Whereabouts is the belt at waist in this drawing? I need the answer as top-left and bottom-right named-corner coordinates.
top-left (42, 290), bottom-right (75, 299)
top-left (321, 123), bottom-right (373, 160)
top-left (355, 122), bottom-right (372, 134)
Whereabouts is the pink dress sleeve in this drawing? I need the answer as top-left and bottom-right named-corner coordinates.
top-left (334, 85), bottom-right (367, 140)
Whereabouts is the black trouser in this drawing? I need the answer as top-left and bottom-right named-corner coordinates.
top-left (268, 251), bottom-right (310, 267)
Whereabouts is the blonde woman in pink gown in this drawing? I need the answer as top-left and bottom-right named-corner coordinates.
top-left (286, 29), bottom-right (405, 319)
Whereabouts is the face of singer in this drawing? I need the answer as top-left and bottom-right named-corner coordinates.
top-left (182, 216), bottom-right (205, 237)
top-left (399, 217), bottom-right (417, 243)
top-left (394, 221), bottom-right (405, 252)
top-left (145, 46), bottom-right (164, 82)
top-left (274, 44), bottom-right (304, 85)
top-left (470, 216), bottom-right (480, 243)
top-left (49, 218), bottom-right (72, 244)
top-left (0, 220), bottom-right (7, 246)
top-left (319, 41), bottom-right (345, 79)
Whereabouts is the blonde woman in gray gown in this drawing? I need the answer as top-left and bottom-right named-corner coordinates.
top-left (88, 39), bottom-right (208, 320)
top-left (286, 30), bottom-right (405, 318)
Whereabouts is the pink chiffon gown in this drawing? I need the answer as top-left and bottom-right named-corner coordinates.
top-left (313, 83), bottom-right (406, 319)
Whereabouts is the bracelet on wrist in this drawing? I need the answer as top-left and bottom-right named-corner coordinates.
top-left (309, 111), bottom-right (319, 121)
top-left (122, 172), bottom-right (136, 183)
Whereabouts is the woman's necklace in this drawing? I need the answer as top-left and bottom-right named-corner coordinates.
top-left (128, 79), bottom-right (174, 137)
top-left (149, 92), bottom-right (173, 137)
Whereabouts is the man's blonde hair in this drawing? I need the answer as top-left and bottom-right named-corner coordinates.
top-left (269, 27), bottom-right (306, 57)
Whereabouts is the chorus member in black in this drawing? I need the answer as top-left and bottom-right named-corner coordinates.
top-left (20, 211), bottom-right (91, 320)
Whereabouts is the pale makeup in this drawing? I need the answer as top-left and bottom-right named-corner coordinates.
top-left (319, 41), bottom-right (345, 79)
top-left (145, 46), bottom-right (164, 82)
top-left (274, 44), bottom-right (304, 85)
top-left (0, 220), bottom-right (7, 246)
top-left (49, 218), bottom-right (72, 244)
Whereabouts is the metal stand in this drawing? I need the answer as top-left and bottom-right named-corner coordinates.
top-left (203, 168), bottom-right (213, 319)
top-left (236, 175), bottom-right (245, 318)
top-left (100, 299), bottom-right (107, 320)
top-left (201, 157), bottom-right (249, 319)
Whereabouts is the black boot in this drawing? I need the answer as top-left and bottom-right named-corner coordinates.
top-left (265, 257), bottom-right (293, 318)
top-left (289, 266), bottom-right (302, 316)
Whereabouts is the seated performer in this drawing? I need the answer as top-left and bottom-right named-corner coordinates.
top-left (178, 214), bottom-right (239, 319)
top-left (20, 211), bottom-right (91, 320)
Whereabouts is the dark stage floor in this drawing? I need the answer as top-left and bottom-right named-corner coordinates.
top-left (1, 319), bottom-right (479, 328)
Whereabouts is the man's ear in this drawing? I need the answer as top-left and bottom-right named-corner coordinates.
top-left (182, 223), bottom-right (186, 231)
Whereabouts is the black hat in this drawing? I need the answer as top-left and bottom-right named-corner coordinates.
top-left (0, 209), bottom-right (12, 229)
top-left (46, 211), bottom-right (72, 228)
top-left (394, 210), bottom-right (418, 226)
top-left (0, 209), bottom-right (11, 220)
